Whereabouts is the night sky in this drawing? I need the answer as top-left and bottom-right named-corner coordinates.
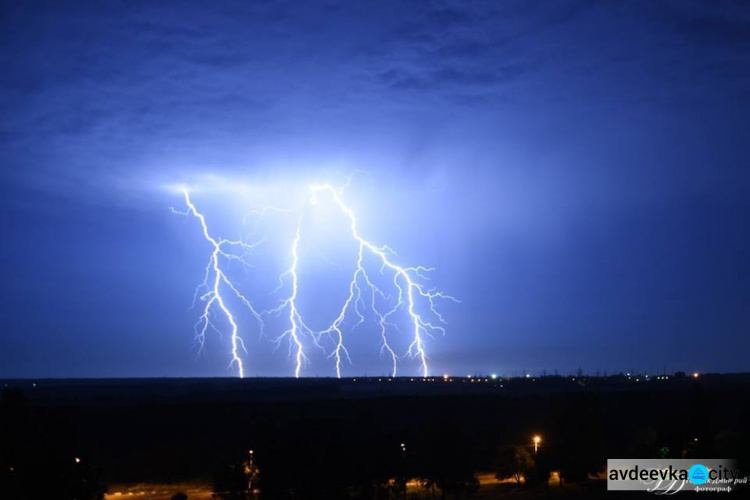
top-left (1, 1), bottom-right (748, 378)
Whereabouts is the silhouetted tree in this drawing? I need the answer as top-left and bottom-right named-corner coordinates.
top-left (413, 424), bottom-right (477, 500)
top-left (493, 445), bottom-right (534, 484)
top-left (525, 448), bottom-right (553, 487)
top-left (437, 474), bottom-right (479, 498)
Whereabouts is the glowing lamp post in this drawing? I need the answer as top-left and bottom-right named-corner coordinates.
top-left (247, 450), bottom-right (254, 497)
top-left (399, 443), bottom-right (408, 500)
top-left (533, 435), bottom-right (541, 454)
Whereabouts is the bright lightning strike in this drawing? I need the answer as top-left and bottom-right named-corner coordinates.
top-left (268, 217), bottom-right (310, 378)
top-left (309, 183), bottom-right (457, 377)
top-left (173, 178), bottom-right (456, 378)
top-left (173, 189), bottom-right (266, 378)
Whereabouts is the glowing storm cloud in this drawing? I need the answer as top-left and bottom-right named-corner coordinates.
top-left (173, 179), bottom-right (456, 378)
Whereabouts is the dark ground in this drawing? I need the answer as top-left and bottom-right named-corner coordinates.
top-left (1, 373), bottom-right (749, 498)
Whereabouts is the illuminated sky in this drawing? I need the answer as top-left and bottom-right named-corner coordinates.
top-left (1, 1), bottom-right (748, 377)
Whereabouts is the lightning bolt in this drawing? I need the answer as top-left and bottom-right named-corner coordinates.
top-left (268, 217), bottom-right (311, 378)
top-left (174, 189), bottom-right (265, 378)
top-left (309, 183), bottom-right (457, 378)
top-left (173, 179), bottom-right (455, 378)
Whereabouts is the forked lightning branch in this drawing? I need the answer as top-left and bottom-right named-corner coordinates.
top-left (173, 181), bottom-right (455, 378)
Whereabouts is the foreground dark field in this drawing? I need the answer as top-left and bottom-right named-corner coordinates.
top-left (1, 373), bottom-right (749, 499)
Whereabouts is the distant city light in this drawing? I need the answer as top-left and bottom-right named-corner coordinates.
top-left (693, 372), bottom-right (699, 378)
top-left (491, 373), bottom-right (497, 379)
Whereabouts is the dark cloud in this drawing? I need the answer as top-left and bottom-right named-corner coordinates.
top-left (0, 1), bottom-right (748, 376)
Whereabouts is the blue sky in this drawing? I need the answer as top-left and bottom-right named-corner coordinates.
top-left (1, 0), bottom-right (748, 377)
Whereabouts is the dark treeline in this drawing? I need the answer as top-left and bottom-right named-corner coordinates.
top-left (0, 375), bottom-right (748, 499)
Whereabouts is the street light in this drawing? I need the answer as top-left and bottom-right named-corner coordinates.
top-left (533, 435), bottom-right (541, 454)
top-left (247, 450), bottom-right (254, 497)
top-left (399, 444), bottom-right (407, 500)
